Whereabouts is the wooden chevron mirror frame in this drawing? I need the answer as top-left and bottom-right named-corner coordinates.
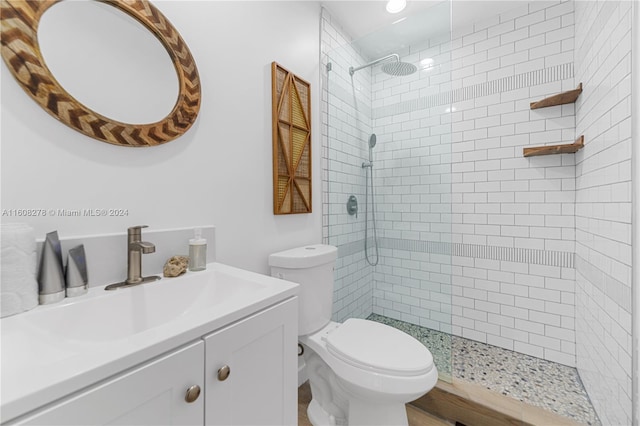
top-left (0, 0), bottom-right (201, 147)
top-left (271, 62), bottom-right (312, 215)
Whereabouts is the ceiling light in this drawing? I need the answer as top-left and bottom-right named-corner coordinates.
top-left (386, 0), bottom-right (406, 14)
top-left (420, 58), bottom-right (434, 70)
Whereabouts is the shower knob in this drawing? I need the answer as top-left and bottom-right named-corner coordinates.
top-left (347, 195), bottom-right (358, 217)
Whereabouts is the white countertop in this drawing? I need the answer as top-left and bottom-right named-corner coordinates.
top-left (0, 263), bottom-right (298, 423)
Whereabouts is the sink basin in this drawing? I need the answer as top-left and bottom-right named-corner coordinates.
top-left (21, 268), bottom-right (265, 342)
top-left (1, 262), bottom-right (298, 423)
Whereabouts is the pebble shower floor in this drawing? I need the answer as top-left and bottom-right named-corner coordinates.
top-left (368, 314), bottom-right (600, 425)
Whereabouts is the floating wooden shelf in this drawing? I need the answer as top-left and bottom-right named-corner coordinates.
top-left (523, 136), bottom-right (584, 157)
top-left (530, 83), bottom-right (582, 109)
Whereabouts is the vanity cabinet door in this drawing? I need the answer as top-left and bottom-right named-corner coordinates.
top-left (204, 297), bottom-right (298, 426)
top-left (16, 341), bottom-right (204, 426)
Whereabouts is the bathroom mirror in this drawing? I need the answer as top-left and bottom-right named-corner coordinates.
top-left (38, 1), bottom-right (178, 124)
top-left (0, 0), bottom-right (201, 147)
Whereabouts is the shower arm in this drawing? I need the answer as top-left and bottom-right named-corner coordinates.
top-left (349, 54), bottom-right (399, 76)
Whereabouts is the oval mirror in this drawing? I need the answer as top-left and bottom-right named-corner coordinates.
top-left (38, 1), bottom-right (178, 124)
top-left (0, 0), bottom-right (201, 147)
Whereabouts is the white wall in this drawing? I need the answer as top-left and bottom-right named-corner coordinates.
top-left (1, 1), bottom-right (322, 275)
top-left (574, 0), bottom-right (634, 424)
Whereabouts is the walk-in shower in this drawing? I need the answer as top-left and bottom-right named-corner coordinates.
top-left (323, 3), bottom-right (454, 381)
top-left (322, 0), bottom-right (609, 423)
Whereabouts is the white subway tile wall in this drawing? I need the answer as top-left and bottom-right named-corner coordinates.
top-left (574, 1), bottom-right (633, 424)
top-left (321, 8), bottom-right (373, 321)
top-left (368, 1), bottom-right (579, 367)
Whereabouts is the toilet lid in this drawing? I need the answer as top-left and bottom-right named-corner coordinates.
top-left (325, 319), bottom-right (433, 376)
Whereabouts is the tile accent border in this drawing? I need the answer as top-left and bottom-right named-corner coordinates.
top-left (450, 242), bottom-right (574, 268)
top-left (338, 238), bottom-right (574, 268)
top-left (373, 63), bottom-right (575, 119)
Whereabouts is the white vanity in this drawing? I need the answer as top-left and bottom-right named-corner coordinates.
top-left (1, 263), bottom-right (299, 425)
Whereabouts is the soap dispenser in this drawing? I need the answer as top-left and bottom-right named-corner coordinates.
top-left (189, 228), bottom-right (207, 271)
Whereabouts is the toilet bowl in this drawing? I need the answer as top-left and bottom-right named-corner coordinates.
top-left (269, 245), bottom-right (438, 426)
top-left (301, 319), bottom-right (437, 425)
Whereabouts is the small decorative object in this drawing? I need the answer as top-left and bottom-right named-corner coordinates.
top-left (37, 231), bottom-right (66, 304)
top-left (0, 0), bottom-right (201, 147)
top-left (163, 255), bottom-right (189, 278)
top-left (65, 245), bottom-right (89, 297)
top-left (271, 62), bottom-right (312, 214)
top-left (188, 228), bottom-right (207, 272)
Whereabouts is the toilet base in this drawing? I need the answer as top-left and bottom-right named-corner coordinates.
top-left (347, 398), bottom-right (408, 426)
top-left (303, 342), bottom-right (422, 426)
top-left (304, 347), bottom-right (348, 425)
top-left (307, 397), bottom-right (408, 426)
top-left (307, 399), bottom-right (343, 426)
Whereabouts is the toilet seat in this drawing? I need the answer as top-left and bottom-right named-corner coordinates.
top-left (325, 318), bottom-right (433, 377)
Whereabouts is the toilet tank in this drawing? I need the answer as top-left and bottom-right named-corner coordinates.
top-left (269, 244), bottom-right (338, 336)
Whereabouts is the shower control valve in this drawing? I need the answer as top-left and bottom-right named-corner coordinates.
top-left (347, 195), bottom-right (358, 218)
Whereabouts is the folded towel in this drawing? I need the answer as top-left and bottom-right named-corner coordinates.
top-left (1, 223), bottom-right (38, 318)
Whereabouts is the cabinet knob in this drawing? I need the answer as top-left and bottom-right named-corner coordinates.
top-left (217, 365), bottom-right (231, 381)
top-left (185, 385), bottom-right (201, 403)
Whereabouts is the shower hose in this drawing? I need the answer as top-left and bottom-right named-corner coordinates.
top-left (364, 162), bottom-right (379, 266)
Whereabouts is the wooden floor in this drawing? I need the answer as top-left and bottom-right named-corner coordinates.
top-left (412, 379), bottom-right (584, 426)
top-left (299, 379), bottom-right (584, 426)
top-left (298, 381), bottom-right (452, 426)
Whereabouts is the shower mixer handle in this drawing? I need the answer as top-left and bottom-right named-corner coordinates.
top-left (347, 195), bottom-right (358, 218)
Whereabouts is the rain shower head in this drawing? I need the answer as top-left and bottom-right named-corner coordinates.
top-left (381, 61), bottom-right (417, 76)
top-left (349, 53), bottom-right (416, 77)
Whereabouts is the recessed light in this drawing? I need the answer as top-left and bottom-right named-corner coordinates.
top-left (386, 0), bottom-right (406, 14)
top-left (420, 58), bottom-right (434, 70)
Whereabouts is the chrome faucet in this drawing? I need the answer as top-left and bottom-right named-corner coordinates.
top-left (105, 225), bottom-right (161, 290)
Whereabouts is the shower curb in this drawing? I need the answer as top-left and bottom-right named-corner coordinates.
top-left (411, 379), bottom-right (585, 426)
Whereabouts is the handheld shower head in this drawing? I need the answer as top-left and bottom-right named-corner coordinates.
top-left (364, 133), bottom-right (377, 163)
top-left (369, 133), bottom-right (377, 149)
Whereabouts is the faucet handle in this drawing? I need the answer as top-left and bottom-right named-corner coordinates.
top-left (128, 225), bottom-right (149, 237)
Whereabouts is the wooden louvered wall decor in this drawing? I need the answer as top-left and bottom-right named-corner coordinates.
top-left (271, 62), bottom-right (312, 214)
top-left (0, 0), bottom-right (201, 147)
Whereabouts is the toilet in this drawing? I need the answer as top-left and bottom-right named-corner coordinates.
top-left (269, 244), bottom-right (438, 426)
